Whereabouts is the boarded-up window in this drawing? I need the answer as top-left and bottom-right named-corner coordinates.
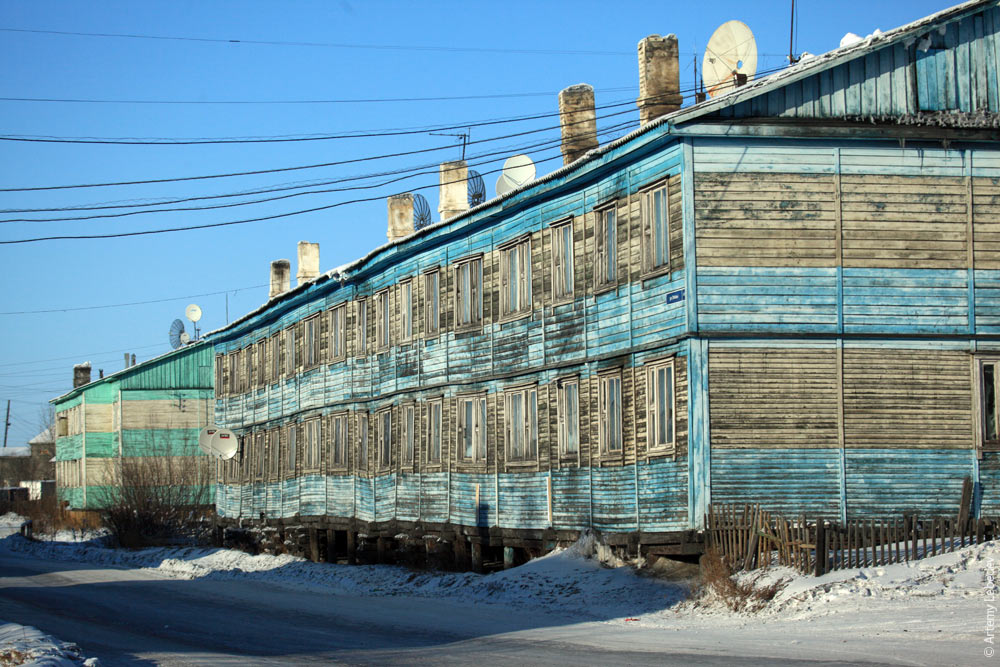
top-left (455, 257), bottom-right (482, 328)
top-left (500, 237), bottom-right (532, 317)
top-left (458, 395), bottom-right (487, 462)
top-left (376, 408), bottom-right (392, 469)
top-left (599, 372), bottom-right (623, 455)
top-left (641, 182), bottom-right (670, 273)
top-left (505, 386), bottom-right (538, 462)
top-left (400, 280), bottom-right (413, 343)
top-left (595, 205), bottom-right (617, 288)
top-left (558, 378), bottom-right (580, 457)
top-left (304, 315), bottom-right (320, 369)
top-left (330, 304), bottom-right (346, 361)
top-left (255, 340), bottom-right (266, 387)
top-left (646, 359), bottom-right (676, 453)
top-left (401, 404), bottom-right (415, 465)
top-left (329, 413), bottom-right (348, 467)
top-left (376, 289), bottom-right (390, 350)
top-left (228, 352), bottom-right (238, 395)
top-left (268, 429), bottom-right (280, 477)
top-left (551, 219), bottom-right (574, 301)
top-left (427, 399), bottom-right (442, 464)
top-left (270, 333), bottom-right (280, 384)
top-left (303, 418), bottom-right (320, 469)
top-left (424, 270), bottom-right (440, 337)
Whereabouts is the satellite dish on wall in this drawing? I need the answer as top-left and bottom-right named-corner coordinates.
top-left (413, 193), bottom-right (433, 230)
top-left (198, 426), bottom-right (239, 460)
top-left (495, 155), bottom-right (536, 197)
top-left (168, 319), bottom-right (187, 350)
top-left (702, 20), bottom-right (758, 98)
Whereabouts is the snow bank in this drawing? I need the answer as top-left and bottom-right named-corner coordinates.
top-left (0, 621), bottom-right (97, 666)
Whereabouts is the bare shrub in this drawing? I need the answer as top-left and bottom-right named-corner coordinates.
top-left (695, 548), bottom-right (787, 613)
top-left (95, 453), bottom-right (214, 548)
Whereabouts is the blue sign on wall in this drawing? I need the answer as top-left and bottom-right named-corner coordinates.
top-left (667, 289), bottom-right (685, 304)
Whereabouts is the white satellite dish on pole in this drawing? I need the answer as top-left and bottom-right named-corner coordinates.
top-left (198, 425), bottom-right (239, 460)
top-left (185, 303), bottom-right (202, 341)
top-left (495, 154), bottom-right (536, 196)
top-left (702, 20), bottom-right (758, 98)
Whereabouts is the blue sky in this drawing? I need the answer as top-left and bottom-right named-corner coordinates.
top-left (0, 0), bottom-right (951, 444)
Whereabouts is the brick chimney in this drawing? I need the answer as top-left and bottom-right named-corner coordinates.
top-left (637, 34), bottom-right (683, 125)
top-left (296, 241), bottom-right (319, 286)
top-left (558, 84), bottom-right (598, 165)
top-left (388, 193), bottom-right (415, 242)
top-left (270, 259), bottom-right (290, 298)
top-left (73, 362), bottom-right (91, 388)
top-left (438, 161), bottom-right (468, 221)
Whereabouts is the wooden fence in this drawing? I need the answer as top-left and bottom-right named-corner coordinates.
top-left (706, 503), bottom-right (998, 576)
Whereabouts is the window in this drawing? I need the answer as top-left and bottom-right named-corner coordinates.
top-left (376, 289), bottom-right (390, 350)
top-left (459, 395), bottom-right (487, 463)
top-left (455, 257), bottom-right (482, 328)
top-left (256, 340), bottom-right (267, 387)
top-left (329, 413), bottom-right (348, 467)
top-left (402, 404), bottom-right (415, 465)
top-left (424, 270), bottom-right (440, 337)
top-left (358, 412), bottom-right (369, 470)
top-left (505, 386), bottom-right (537, 462)
top-left (558, 378), bottom-right (580, 457)
top-left (330, 305), bottom-right (346, 361)
top-left (286, 424), bottom-right (297, 474)
top-left (400, 280), bottom-right (413, 342)
top-left (599, 372), bottom-right (623, 455)
top-left (595, 205), bottom-right (617, 287)
top-left (302, 418), bottom-right (320, 469)
top-left (641, 182), bottom-right (670, 273)
top-left (57, 413), bottom-right (68, 437)
top-left (244, 345), bottom-right (254, 389)
top-left (268, 429), bottom-right (280, 476)
top-left (981, 359), bottom-right (1000, 448)
top-left (284, 327), bottom-right (296, 376)
top-left (357, 299), bottom-right (368, 356)
top-left (215, 355), bottom-right (225, 397)
top-left (270, 333), bottom-right (281, 384)
top-left (377, 408), bottom-right (392, 468)
top-left (228, 352), bottom-right (239, 394)
top-left (427, 399), bottom-right (442, 464)
top-left (552, 219), bottom-right (574, 301)
top-left (500, 237), bottom-right (532, 318)
top-left (646, 359), bottom-right (676, 452)
top-left (304, 315), bottom-right (320, 369)
top-left (254, 432), bottom-right (265, 479)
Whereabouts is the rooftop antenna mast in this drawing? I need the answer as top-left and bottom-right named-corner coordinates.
top-left (788, 0), bottom-right (800, 64)
top-left (429, 128), bottom-right (470, 160)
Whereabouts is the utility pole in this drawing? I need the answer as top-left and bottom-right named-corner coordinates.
top-left (3, 400), bottom-right (10, 448)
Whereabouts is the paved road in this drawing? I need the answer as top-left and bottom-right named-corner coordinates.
top-left (0, 547), bottom-right (901, 666)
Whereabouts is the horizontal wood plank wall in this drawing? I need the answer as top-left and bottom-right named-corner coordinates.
top-left (842, 348), bottom-right (972, 449)
top-left (724, 6), bottom-right (1000, 119)
top-left (844, 449), bottom-right (974, 517)
top-left (709, 347), bottom-right (839, 448)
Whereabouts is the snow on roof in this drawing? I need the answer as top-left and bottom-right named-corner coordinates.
top-left (0, 447), bottom-right (30, 458)
top-left (28, 427), bottom-right (53, 445)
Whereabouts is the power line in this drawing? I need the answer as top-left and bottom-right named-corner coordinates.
top-left (0, 284), bottom-right (268, 315)
top-left (0, 343), bottom-right (165, 369)
top-left (0, 27), bottom-right (636, 57)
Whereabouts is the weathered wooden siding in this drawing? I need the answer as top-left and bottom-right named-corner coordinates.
top-left (711, 449), bottom-right (842, 517)
top-left (845, 449), bottom-right (974, 517)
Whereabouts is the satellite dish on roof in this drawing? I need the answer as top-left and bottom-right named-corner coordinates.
top-left (413, 193), bottom-right (433, 230)
top-left (185, 303), bottom-right (202, 323)
top-left (495, 154), bottom-right (536, 197)
top-left (168, 319), bottom-right (187, 350)
top-left (467, 169), bottom-right (486, 206)
top-left (198, 426), bottom-right (239, 460)
top-left (702, 20), bottom-right (758, 98)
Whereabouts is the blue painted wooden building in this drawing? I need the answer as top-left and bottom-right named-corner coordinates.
top-left (210, 0), bottom-right (1000, 563)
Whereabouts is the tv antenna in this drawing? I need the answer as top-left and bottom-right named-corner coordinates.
top-left (429, 128), bottom-right (470, 160)
top-left (467, 169), bottom-right (486, 206)
top-left (185, 303), bottom-right (202, 341)
top-left (702, 20), bottom-right (758, 98)
top-left (412, 193), bottom-right (433, 230)
top-left (495, 154), bottom-right (536, 197)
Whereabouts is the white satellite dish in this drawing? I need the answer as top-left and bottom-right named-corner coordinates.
top-left (185, 303), bottom-right (202, 323)
top-left (179, 331), bottom-right (191, 345)
top-left (495, 154), bottom-right (536, 197)
top-left (198, 426), bottom-right (239, 460)
top-left (702, 20), bottom-right (758, 98)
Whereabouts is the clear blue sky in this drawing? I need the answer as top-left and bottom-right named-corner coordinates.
top-left (0, 0), bottom-right (951, 445)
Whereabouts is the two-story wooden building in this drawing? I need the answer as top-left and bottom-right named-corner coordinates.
top-left (209, 0), bottom-right (1000, 565)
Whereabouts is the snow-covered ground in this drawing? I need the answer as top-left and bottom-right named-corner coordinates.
top-left (0, 620), bottom-right (97, 666)
top-left (0, 515), bottom-right (991, 665)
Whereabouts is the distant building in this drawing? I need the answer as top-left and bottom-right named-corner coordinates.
top-left (0, 428), bottom-right (54, 493)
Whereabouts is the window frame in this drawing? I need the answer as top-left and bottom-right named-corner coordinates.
top-left (256, 339), bottom-right (267, 388)
top-left (499, 235), bottom-right (533, 321)
top-left (356, 298), bottom-right (368, 357)
top-left (285, 422), bottom-right (298, 477)
top-left (375, 288), bottom-right (391, 351)
top-left (215, 354), bottom-right (225, 397)
top-left (399, 279), bottom-right (413, 344)
top-left (978, 357), bottom-right (1000, 453)
top-left (303, 314), bottom-right (321, 370)
top-left (458, 394), bottom-right (487, 464)
top-left (598, 371), bottom-right (624, 457)
top-left (302, 417), bottom-right (321, 471)
top-left (640, 179), bottom-right (671, 276)
top-left (400, 402), bottom-right (415, 468)
top-left (646, 358), bottom-right (677, 454)
top-left (376, 406), bottom-right (392, 470)
top-left (454, 255), bottom-right (483, 330)
top-left (228, 351), bottom-right (239, 395)
top-left (254, 431), bottom-right (265, 481)
top-left (283, 327), bottom-right (296, 377)
top-left (594, 202), bottom-right (618, 291)
top-left (329, 304), bottom-right (346, 362)
top-left (424, 268), bottom-right (440, 338)
top-left (504, 384), bottom-right (538, 464)
top-left (328, 411), bottom-right (349, 470)
top-left (267, 428), bottom-right (280, 480)
top-left (426, 398), bottom-right (443, 465)
top-left (551, 217), bottom-right (575, 303)
top-left (557, 377), bottom-right (581, 461)
top-left (357, 411), bottom-right (369, 471)
top-left (269, 332), bottom-right (281, 384)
